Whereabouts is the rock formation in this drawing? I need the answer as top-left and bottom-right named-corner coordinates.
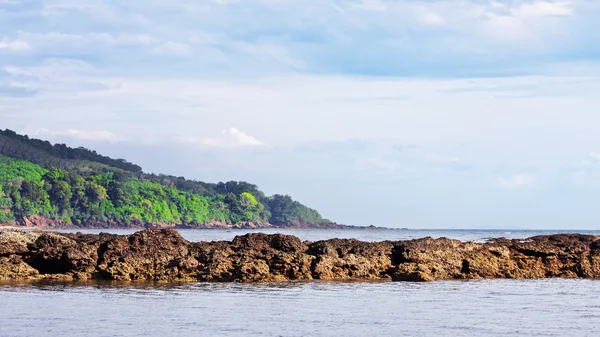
top-left (1, 229), bottom-right (599, 282)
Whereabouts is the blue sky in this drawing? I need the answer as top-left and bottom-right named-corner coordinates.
top-left (2, 0), bottom-right (600, 228)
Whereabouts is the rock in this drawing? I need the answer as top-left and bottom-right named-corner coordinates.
top-left (0, 256), bottom-right (39, 279)
top-left (308, 239), bottom-right (393, 280)
top-left (2, 229), bottom-right (600, 283)
top-left (391, 269), bottom-right (435, 282)
top-left (24, 232), bottom-right (98, 277)
top-left (0, 230), bottom-right (41, 255)
top-left (95, 229), bottom-right (194, 281)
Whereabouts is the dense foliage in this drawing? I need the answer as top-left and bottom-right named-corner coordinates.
top-left (0, 130), bottom-right (327, 227)
top-left (265, 194), bottom-right (324, 226)
top-left (0, 129), bottom-right (142, 174)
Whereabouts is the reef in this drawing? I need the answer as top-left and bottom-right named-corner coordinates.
top-left (1, 229), bottom-right (599, 282)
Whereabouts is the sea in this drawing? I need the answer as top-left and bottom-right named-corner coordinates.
top-left (2, 228), bottom-right (600, 337)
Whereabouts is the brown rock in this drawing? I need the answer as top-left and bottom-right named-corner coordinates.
top-left (0, 256), bottom-right (39, 279)
top-left (2, 229), bottom-right (600, 283)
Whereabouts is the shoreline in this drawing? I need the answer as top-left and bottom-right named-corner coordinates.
top-left (2, 228), bottom-right (600, 283)
top-left (0, 222), bottom-right (394, 231)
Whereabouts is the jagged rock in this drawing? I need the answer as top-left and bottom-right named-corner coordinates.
top-left (308, 239), bottom-right (393, 280)
top-left (1, 229), bottom-right (600, 282)
top-left (0, 256), bottom-right (39, 279)
top-left (0, 230), bottom-right (41, 255)
top-left (95, 229), bottom-right (194, 281)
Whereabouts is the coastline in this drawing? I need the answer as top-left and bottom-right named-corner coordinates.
top-left (0, 216), bottom-right (392, 231)
top-left (2, 228), bottom-right (599, 283)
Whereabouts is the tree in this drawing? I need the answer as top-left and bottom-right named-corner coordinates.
top-left (85, 182), bottom-right (108, 204)
top-left (0, 130), bottom-right (327, 227)
top-left (49, 180), bottom-right (72, 214)
top-left (43, 169), bottom-right (72, 214)
top-left (239, 192), bottom-right (258, 208)
top-left (20, 180), bottom-right (45, 204)
top-left (266, 194), bottom-right (323, 226)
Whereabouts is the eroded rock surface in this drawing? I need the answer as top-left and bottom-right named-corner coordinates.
top-left (1, 229), bottom-right (599, 282)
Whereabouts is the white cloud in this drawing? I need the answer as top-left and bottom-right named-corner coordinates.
top-left (498, 173), bottom-right (538, 189)
top-left (426, 153), bottom-right (459, 164)
top-left (353, 0), bottom-right (386, 12)
top-left (153, 41), bottom-right (192, 57)
top-left (588, 151), bottom-right (600, 162)
top-left (580, 151), bottom-right (600, 168)
top-left (231, 42), bottom-right (306, 70)
top-left (15, 32), bottom-right (154, 51)
top-left (176, 127), bottom-right (264, 148)
top-left (5, 59), bottom-right (98, 79)
top-left (355, 157), bottom-right (400, 173)
top-left (38, 128), bottom-right (120, 142)
top-left (0, 39), bottom-right (31, 52)
top-left (512, 1), bottom-right (573, 17)
top-left (570, 152), bottom-right (600, 183)
top-left (417, 11), bottom-right (446, 26)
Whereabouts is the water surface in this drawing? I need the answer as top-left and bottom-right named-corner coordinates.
top-left (1, 279), bottom-right (599, 337)
top-left (46, 228), bottom-right (600, 243)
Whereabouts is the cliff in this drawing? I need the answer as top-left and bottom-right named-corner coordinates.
top-left (2, 229), bottom-right (599, 282)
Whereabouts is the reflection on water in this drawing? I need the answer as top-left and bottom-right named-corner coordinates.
top-left (0, 279), bottom-right (315, 292)
top-left (2, 279), bottom-right (600, 337)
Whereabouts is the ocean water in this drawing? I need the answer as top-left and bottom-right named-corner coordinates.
top-left (2, 229), bottom-right (600, 337)
top-left (1, 279), bottom-right (600, 337)
top-left (45, 228), bottom-right (600, 243)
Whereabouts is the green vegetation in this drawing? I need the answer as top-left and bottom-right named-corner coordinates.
top-left (0, 129), bottom-right (141, 174)
top-left (0, 129), bottom-right (328, 227)
top-left (265, 194), bottom-right (324, 226)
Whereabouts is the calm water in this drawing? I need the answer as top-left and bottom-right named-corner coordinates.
top-left (1, 280), bottom-right (600, 337)
top-left (3, 229), bottom-right (600, 337)
top-left (46, 228), bottom-right (600, 243)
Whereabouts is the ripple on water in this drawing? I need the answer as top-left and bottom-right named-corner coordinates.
top-left (37, 228), bottom-right (600, 243)
top-left (2, 279), bottom-right (600, 337)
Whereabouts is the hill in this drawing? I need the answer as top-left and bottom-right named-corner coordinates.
top-left (0, 129), bottom-right (332, 229)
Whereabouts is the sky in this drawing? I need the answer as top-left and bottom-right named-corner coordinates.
top-left (1, 0), bottom-right (600, 229)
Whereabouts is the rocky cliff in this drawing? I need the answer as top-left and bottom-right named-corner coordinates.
top-left (1, 229), bottom-right (599, 282)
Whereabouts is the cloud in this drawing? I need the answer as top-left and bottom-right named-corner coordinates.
top-left (355, 157), bottom-right (400, 173)
top-left (175, 128), bottom-right (265, 148)
top-left (352, 0), bottom-right (386, 12)
top-left (426, 153), bottom-right (459, 164)
top-left (417, 10), bottom-right (445, 26)
top-left (231, 42), bottom-right (306, 70)
top-left (588, 151), bottom-right (600, 163)
top-left (16, 32), bottom-right (154, 47)
top-left (0, 39), bottom-right (31, 52)
top-left (577, 151), bottom-right (600, 168)
top-left (0, 84), bottom-right (38, 98)
top-left (574, 152), bottom-right (600, 180)
top-left (498, 173), bottom-right (538, 189)
top-left (153, 41), bottom-right (192, 57)
top-left (0, 0), bottom-right (591, 79)
top-left (38, 128), bottom-right (121, 143)
top-left (513, 1), bottom-right (573, 17)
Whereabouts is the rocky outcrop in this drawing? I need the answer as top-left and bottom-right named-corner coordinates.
top-left (1, 229), bottom-right (600, 282)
